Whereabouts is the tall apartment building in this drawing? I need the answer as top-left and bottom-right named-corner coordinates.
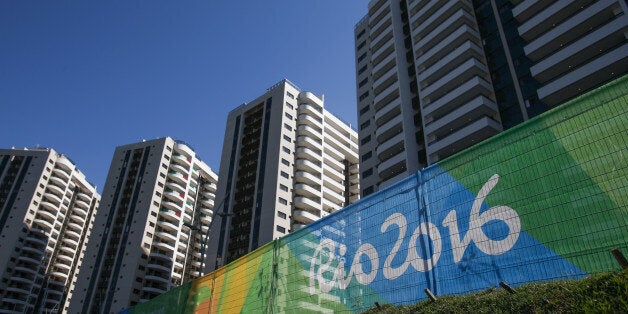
top-left (355, 0), bottom-right (628, 196)
top-left (0, 148), bottom-right (100, 313)
top-left (207, 79), bottom-right (360, 270)
top-left (68, 138), bottom-right (218, 314)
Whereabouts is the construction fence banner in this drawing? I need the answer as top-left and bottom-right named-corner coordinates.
top-left (127, 75), bottom-right (628, 313)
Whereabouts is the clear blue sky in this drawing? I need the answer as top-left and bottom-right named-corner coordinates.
top-left (0, 1), bottom-right (369, 192)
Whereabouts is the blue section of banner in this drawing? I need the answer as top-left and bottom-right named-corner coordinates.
top-left (299, 168), bottom-right (586, 309)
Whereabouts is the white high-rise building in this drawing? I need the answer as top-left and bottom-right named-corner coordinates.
top-left (355, 0), bottom-right (627, 197)
top-left (68, 138), bottom-right (218, 314)
top-left (207, 79), bottom-right (360, 270)
top-left (0, 148), bottom-right (100, 314)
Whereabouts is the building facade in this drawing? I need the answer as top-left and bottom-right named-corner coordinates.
top-left (207, 79), bottom-right (360, 270)
top-left (355, 0), bottom-right (628, 196)
top-left (68, 138), bottom-right (218, 314)
top-left (0, 148), bottom-right (100, 313)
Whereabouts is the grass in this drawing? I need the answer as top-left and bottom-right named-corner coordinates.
top-left (363, 269), bottom-right (628, 313)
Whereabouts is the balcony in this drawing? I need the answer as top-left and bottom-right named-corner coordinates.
top-left (294, 183), bottom-right (321, 199)
top-left (33, 218), bottom-right (54, 231)
top-left (297, 135), bottom-right (322, 151)
top-left (422, 76), bottom-right (494, 119)
top-left (203, 182), bottom-right (217, 192)
top-left (323, 186), bottom-right (344, 205)
top-left (52, 168), bottom-right (70, 181)
top-left (512, 0), bottom-right (553, 23)
top-left (159, 208), bottom-right (182, 223)
top-left (293, 209), bottom-right (320, 225)
top-left (161, 199), bottom-right (182, 212)
top-left (294, 196), bottom-right (320, 212)
top-left (295, 159), bottom-right (321, 174)
top-left (373, 80), bottom-right (399, 110)
top-left (413, 4), bottom-right (474, 54)
top-left (377, 151), bottom-right (406, 179)
top-left (323, 176), bottom-right (345, 194)
top-left (172, 153), bottom-right (191, 166)
top-left (296, 147), bottom-right (322, 163)
top-left (200, 214), bottom-right (212, 224)
top-left (37, 206), bottom-right (57, 221)
top-left (48, 176), bottom-right (66, 188)
top-left (298, 91), bottom-right (324, 110)
top-left (62, 237), bottom-right (79, 247)
top-left (417, 23), bottom-right (481, 68)
top-left (428, 116), bottom-right (502, 161)
top-left (170, 163), bottom-right (189, 175)
top-left (167, 171), bottom-right (187, 184)
top-left (420, 40), bottom-right (484, 87)
top-left (322, 197), bottom-right (342, 213)
top-left (295, 171), bottom-right (322, 186)
top-left (425, 95), bottom-right (498, 138)
top-left (322, 142), bottom-right (343, 163)
top-left (323, 165), bottom-right (344, 183)
top-left (298, 104), bottom-right (323, 120)
top-left (46, 183), bottom-right (65, 197)
top-left (154, 241), bottom-right (177, 254)
top-left (376, 132), bottom-right (405, 160)
top-left (375, 115), bottom-right (403, 144)
top-left (297, 124), bottom-right (322, 141)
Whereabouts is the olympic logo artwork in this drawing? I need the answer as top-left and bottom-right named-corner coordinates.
top-left (309, 174), bottom-right (521, 294)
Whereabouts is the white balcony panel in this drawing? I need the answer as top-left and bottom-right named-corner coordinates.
top-left (425, 95), bottom-right (498, 138)
top-left (429, 116), bottom-right (502, 157)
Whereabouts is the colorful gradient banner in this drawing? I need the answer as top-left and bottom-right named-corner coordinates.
top-left (126, 76), bottom-right (628, 313)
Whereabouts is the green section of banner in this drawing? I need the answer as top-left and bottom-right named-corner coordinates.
top-left (438, 75), bottom-right (628, 274)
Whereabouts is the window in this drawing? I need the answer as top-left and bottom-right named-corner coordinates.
top-left (362, 151), bottom-right (372, 162)
top-left (276, 225), bottom-right (286, 233)
top-left (284, 123), bottom-right (292, 131)
top-left (159, 172), bottom-right (165, 178)
top-left (279, 184), bottom-right (288, 192)
top-left (155, 191), bottom-right (161, 197)
top-left (358, 65), bottom-right (368, 75)
top-left (282, 146), bottom-right (291, 154)
top-left (362, 168), bottom-right (373, 178)
top-left (281, 159), bottom-right (290, 166)
top-left (278, 211), bottom-right (287, 219)
top-left (278, 197), bottom-right (288, 205)
top-left (360, 135), bottom-right (371, 145)
top-left (283, 135), bottom-right (291, 142)
top-left (286, 102), bottom-right (294, 110)
top-left (166, 146), bottom-right (172, 151)
top-left (285, 112), bottom-right (293, 120)
top-left (164, 154), bottom-right (170, 160)
top-left (287, 92), bottom-right (294, 99)
top-left (359, 106), bottom-right (370, 116)
top-left (161, 163), bottom-right (167, 169)
top-left (359, 91), bottom-right (369, 101)
top-left (363, 186), bottom-right (375, 196)
top-left (357, 40), bottom-right (366, 50)
top-left (356, 29), bottom-right (365, 39)
top-left (358, 78), bottom-right (369, 88)
top-left (360, 120), bottom-right (370, 130)
top-left (357, 52), bottom-right (367, 62)
top-left (280, 171), bottom-right (289, 179)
